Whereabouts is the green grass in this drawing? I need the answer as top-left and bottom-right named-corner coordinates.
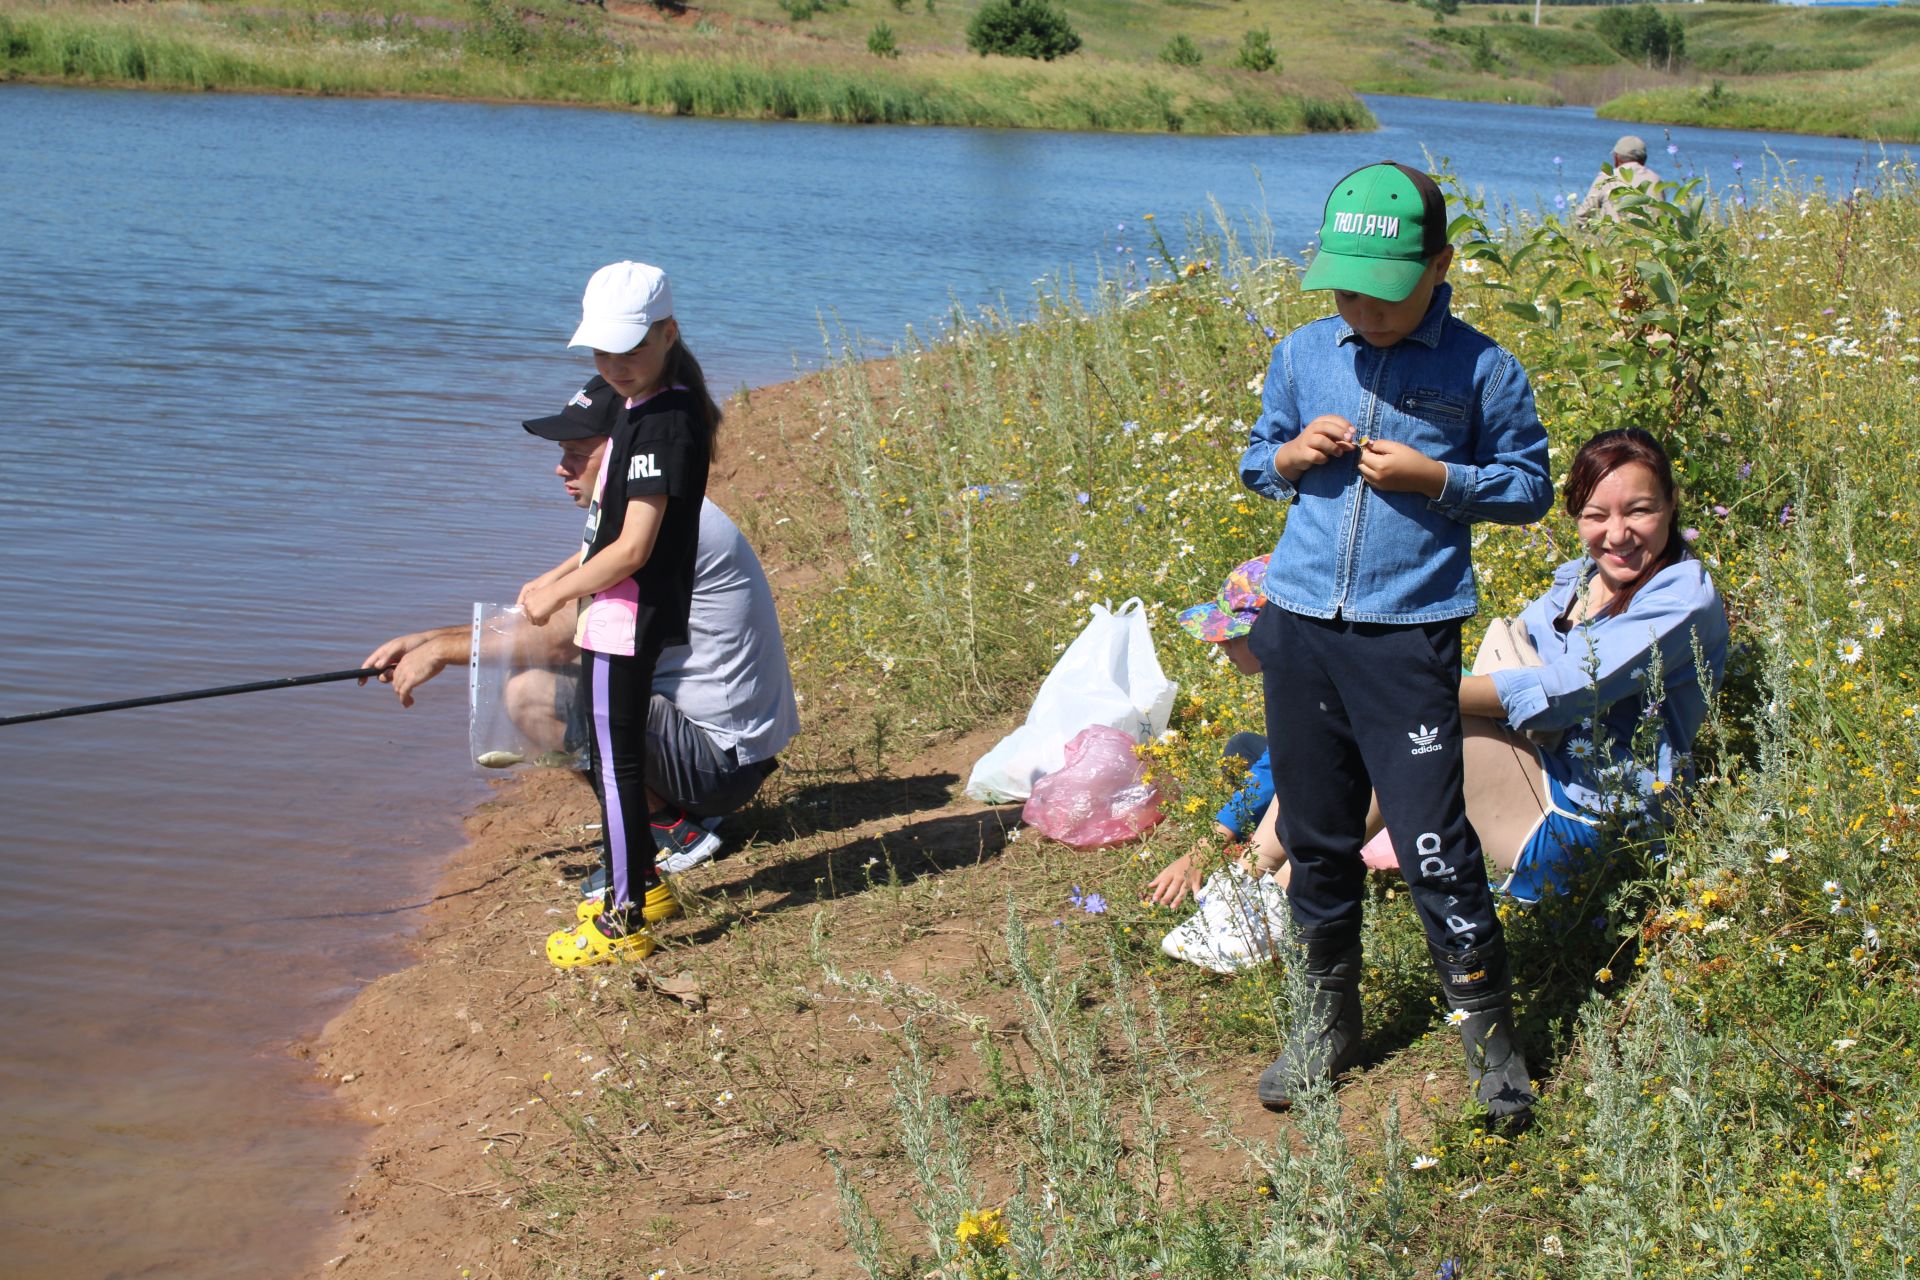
top-left (13, 0), bottom-right (1920, 138)
top-left (0, 0), bottom-right (1370, 135)
top-left (759, 167), bottom-right (1920, 1276)
top-left (1593, 3), bottom-right (1920, 141)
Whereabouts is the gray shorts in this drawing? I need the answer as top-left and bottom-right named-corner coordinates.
top-left (643, 694), bottom-right (777, 817)
top-left (560, 673), bottom-right (775, 817)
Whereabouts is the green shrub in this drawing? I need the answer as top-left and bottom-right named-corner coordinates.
top-left (1234, 26), bottom-right (1276, 73)
top-left (1593, 3), bottom-right (1685, 68)
top-left (867, 21), bottom-right (899, 58)
top-left (1159, 33), bottom-right (1201, 67)
top-left (965, 0), bottom-right (1081, 61)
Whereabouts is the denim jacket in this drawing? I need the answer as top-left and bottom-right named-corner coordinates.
top-left (1240, 284), bottom-right (1552, 624)
top-left (1494, 555), bottom-right (1728, 816)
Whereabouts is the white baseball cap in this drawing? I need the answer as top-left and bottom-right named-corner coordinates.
top-left (568, 260), bottom-right (674, 352)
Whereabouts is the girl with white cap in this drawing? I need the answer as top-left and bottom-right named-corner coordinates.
top-left (518, 261), bottom-right (720, 967)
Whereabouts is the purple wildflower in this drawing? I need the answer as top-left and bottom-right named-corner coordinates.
top-left (1068, 551), bottom-right (1080, 566)
top-left (1552, 154), bottom-right (1563, 166)
top-left (1780, 503), bottom-right (1794, 527)
top-left (1733, 155), bottom-right (1744, 173)
top-left (1712, 504), bottom-right (1729, 517)
top-left (1263, 326), bottom-right (1277, 340)
top-left (1554, 194), bottom-right (1567, 210)
top-left (1667, 142), bottom-right (1679, 156)
top-left (1739, 461), bottom-right (1753, 479)
top-left (1076, 491), bottom-right (1091, 505)
top-left (1682, 527), bottom-right (1701, 543)
top-left (1083, 893), bottom-right (1109, 915)
top-left (1438, 1262), bottom-right (1462, 1280)
top-left (1122, 419), bottom-right (1139, 433)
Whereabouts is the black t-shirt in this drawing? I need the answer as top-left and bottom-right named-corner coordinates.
top-left (577, 387), bottom-right (711, 656)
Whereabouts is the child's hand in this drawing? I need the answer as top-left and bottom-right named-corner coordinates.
top-left (1276, 414), bottom-right (1357, 481)
top-left (1358, 439), bottom-right (1447, 499)
top-left (1143, 846), bottom-right (1206, 907)
top-left (522, 585), bottom-right (563, 627)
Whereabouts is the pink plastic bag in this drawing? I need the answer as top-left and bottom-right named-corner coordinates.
top-left (1022, 725), bottom-right (1164, 849)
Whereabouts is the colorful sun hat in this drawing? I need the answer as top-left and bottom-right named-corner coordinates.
top-left (1178, 555), bottom-right (1271, 642)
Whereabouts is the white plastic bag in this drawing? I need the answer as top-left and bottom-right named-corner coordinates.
top-left (469, 602), bottom-right (587, 772)
top-left (1159, 864), bottom-right (1291, 974)
top-left (966, 598), bottom-right (1177, 803)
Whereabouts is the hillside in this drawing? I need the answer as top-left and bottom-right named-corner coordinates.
top-left (7, 0), bottom-right (1920, 138)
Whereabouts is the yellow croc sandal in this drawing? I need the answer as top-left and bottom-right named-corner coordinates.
top-left (575, 880), bottom-right (681, 925)
top-left (547, 916), bottom-right (656, 968)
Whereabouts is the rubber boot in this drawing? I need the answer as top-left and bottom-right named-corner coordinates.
top-left (1257, 926), bottom-right (1363, 1111)
top-left (1431, 939), bottom-right (1535, 1125)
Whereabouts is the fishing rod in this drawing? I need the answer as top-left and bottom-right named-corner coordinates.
top-left (0, 666), bottom-right (393, 728)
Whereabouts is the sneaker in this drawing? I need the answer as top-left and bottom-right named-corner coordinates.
top-left (577, 880), bottom-right (679, 924)
top-left (546, 915), bottom-right (656, 968)
top-left (652, 809), bottom-right (723, 874)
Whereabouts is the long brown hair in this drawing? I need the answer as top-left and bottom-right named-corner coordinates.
top-left (662, 335), bottom-right (723, 454)
top-left (1563, 427), bottom-right (1685, 616)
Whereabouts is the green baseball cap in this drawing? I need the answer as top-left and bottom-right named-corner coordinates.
top-left (1300, 161), bottom-right (1450, 302)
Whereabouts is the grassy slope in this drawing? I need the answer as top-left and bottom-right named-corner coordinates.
top-left (9, 0), bottom-right (1920, 138)
top-left (1600, 4), bottom-right (1920, 142)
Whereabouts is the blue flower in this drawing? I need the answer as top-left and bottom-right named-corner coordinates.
top-left (1068, 551), bottom-right (1081, 566)
top-left (1732, 155), bottom-right (1744, 173)
top-left (1552, 154), bottom-right (1563, 166)
top-left (1076, 491), bottom-right (1091, 505)
top-left (1438, 1261), bottom-right (1462, 1280)
top-left (1667, 141), bottom-right (1679, 155)
top-left (1122, 419), bottom-right (1140, 433)
top-left (1083, 893), bottom-right (1109, 915)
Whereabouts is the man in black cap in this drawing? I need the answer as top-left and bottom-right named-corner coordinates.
top-left (1574, 134), bottom-right (1661, 227)
top-left (362, 377), bottom-right (799, 876)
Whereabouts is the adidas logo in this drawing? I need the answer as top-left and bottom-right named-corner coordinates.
top-left (1407, 724), bottom-right (1442, 756)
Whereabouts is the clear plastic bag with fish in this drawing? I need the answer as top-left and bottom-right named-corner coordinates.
top-left (468, 602), bottom-right (588, 772)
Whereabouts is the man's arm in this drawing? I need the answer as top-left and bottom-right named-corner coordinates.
top-left (363, 605), bottom-right (581, 707)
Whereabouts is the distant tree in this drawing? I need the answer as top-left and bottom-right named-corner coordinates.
top-left (1595, 3), bottom-right (1685, 69)
top-left (966, 0), bottom-right (1082, 60)
top-left (1235, 26), bottom-right (1277, 72)
top-left (868, 21), bottom-right (900, 56)
top-left (1160, 33), bottom-right (1202, 66)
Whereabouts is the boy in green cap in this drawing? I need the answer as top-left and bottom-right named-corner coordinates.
top-left (1239, 162), bottom-right (1552, 1122)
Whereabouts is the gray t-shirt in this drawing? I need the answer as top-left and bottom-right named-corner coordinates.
top-left (652, 501), bottom-right (801, 766)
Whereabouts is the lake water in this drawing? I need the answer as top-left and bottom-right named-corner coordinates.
top-left (0, 82), bottom-right (1900, 1278)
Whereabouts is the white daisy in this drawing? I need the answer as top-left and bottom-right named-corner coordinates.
top-left (1767, 848), bottom-right (1790, 864)
top-left (1411, 1154), bottom-right (1440, 1170)
top-left (1831, 1038), bottom-right (1858, 1053)
top-left (1566, 737), bottom-right (1595, 761)
top-left (1868, 617), bottom-right (1886, 639)
top-left (1837, 639), bottom-right (1864, 664)
top-left (1823, 879), bottom-right (1843, 894)
top-left (1444, 1008), bottom-right (1469, 1027)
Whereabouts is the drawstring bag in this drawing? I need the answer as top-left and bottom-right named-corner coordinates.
top-left (966, 599), bottom-right (1177, 803)
top-left (468, 603), bottom-right (587, 771)
top-left (1021, 724), bottom-right (1164, 849)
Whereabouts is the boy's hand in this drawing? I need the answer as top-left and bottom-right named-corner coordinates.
top-left (1275, 415), bottom-right (1357, 482)
top-left (1358, 439), bottom-right (1447, 499)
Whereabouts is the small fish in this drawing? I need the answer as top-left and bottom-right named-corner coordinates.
top-left (533, 750), bottom-right (578, 769)
top-left (475, 750), bottom-right (525, 769)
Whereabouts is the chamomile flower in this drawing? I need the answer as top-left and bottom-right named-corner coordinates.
top-left (1767, 848), bottom-right (1790, 864)
top-left (1411, 1154), bottom-right (1440, 1170)
top-left (1444, 1008), bottom-right (1469, 1027)
top-left (1868, 617), bottom-right (1886, 639)
top-left (1838, 638), bottom-right (1864, 664)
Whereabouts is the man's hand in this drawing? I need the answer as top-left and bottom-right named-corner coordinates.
top-left (386, 645), bottom-right (453, 708)
top-left (1276, 414), bottom-right (1357, 482)
top-left (360, 632), bottom-right (429, 688)
top-left (1358, 439), bottom-right (1447, 498)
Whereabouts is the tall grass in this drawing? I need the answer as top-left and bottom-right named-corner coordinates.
top-left (0, 6), bottom-right (1370, 135)
top-left (779, 163), bottom-right (1920, 1275)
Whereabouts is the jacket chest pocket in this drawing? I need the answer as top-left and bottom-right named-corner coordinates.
top-left (1384, 386), bottom-right (1471, 452)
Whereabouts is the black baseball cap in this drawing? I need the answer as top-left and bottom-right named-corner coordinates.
top-left (522, 375), bottom-right (622, 441)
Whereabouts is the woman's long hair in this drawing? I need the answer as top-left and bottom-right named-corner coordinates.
top-left (1563, 427), bottom-right (1686, 618)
